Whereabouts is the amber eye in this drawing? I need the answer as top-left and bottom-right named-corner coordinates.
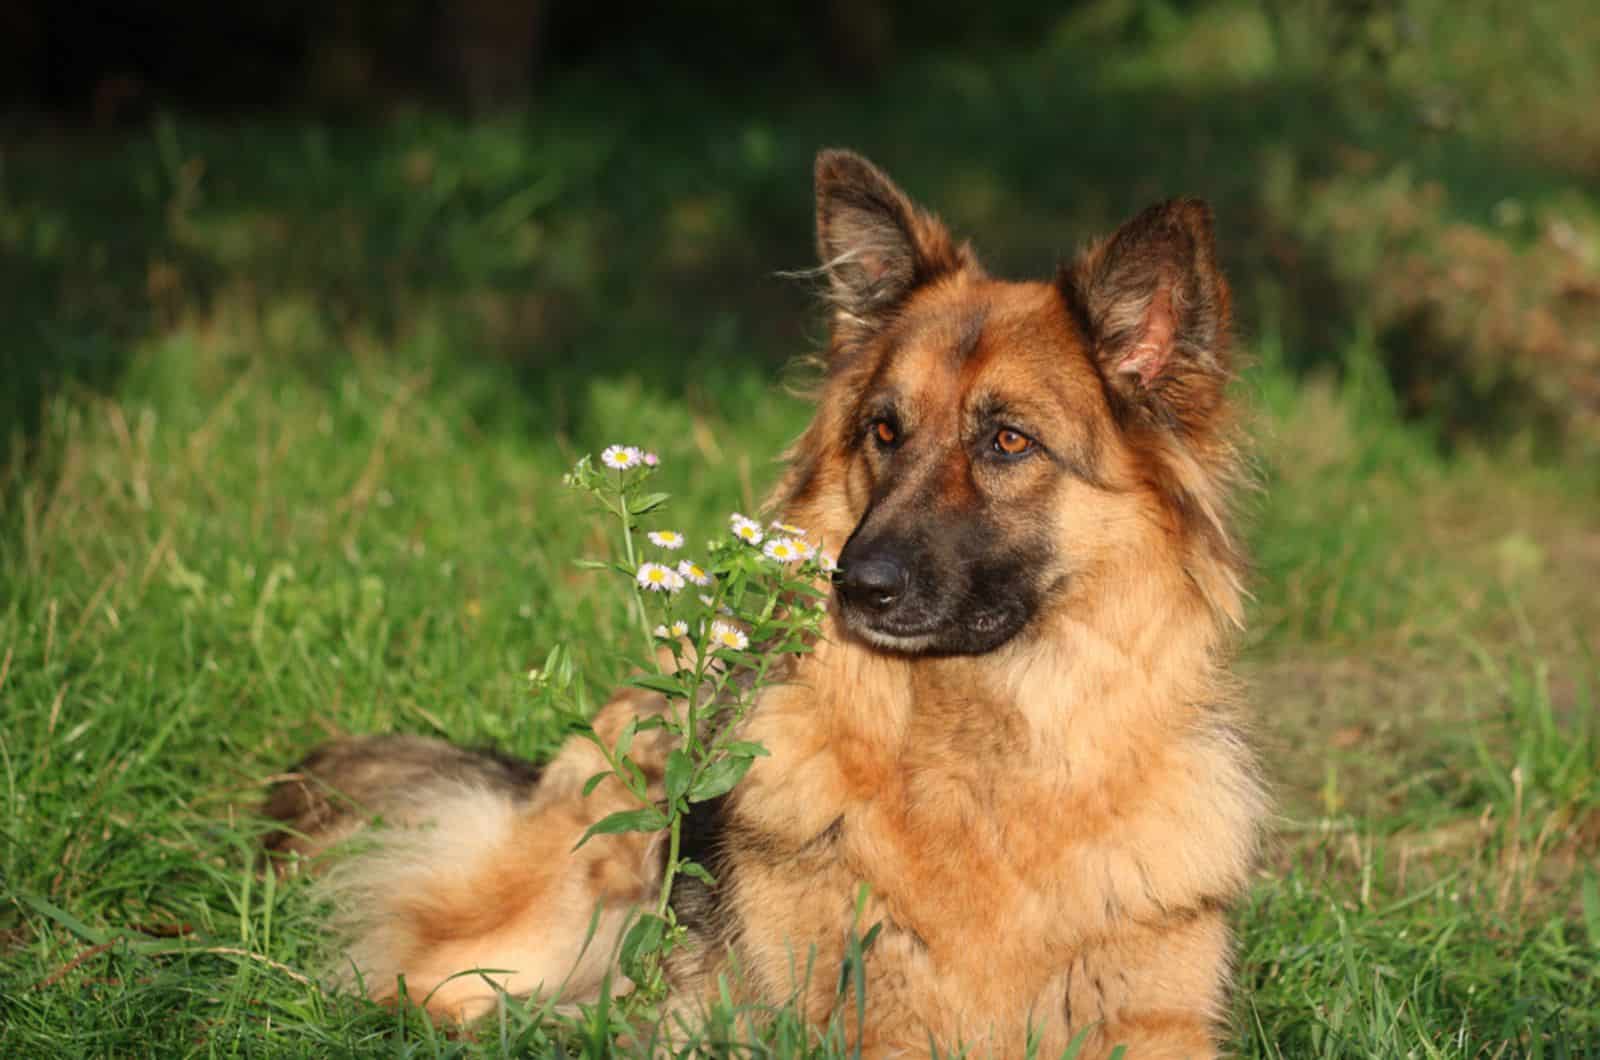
top-left (994, 428), bottom-right (1033, 456)
top-left (873, 420), bottom-right (898, 446)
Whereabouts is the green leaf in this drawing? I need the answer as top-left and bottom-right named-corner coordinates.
top-left (664, 749), bottom-right (693, 805)
top-left (615, 716), bottom-right (637, 758)
top-left (1057, 1026), bottom-right (1096, 1060)
top-left (676, 859), bottom-right (716, 886)
top-left (629, 492), bottom-right (671, 515)
top-left (720, 740), bottom-right (771, 759)
top-left (619, 913), bottom-right (667, 977)
top-left (712, 648), bottom-right (762, 668)
top-left (689, 753), bottom-right (756, 802)
top-left (581, 770), bottom-right (609, 797)
top-left (618, 755), bottom-right (648, 797)
top-left (628, 673), bottom-right (687, 698)
top-left (19, 893), bottom-right (109, 945)
top-left (575, 807), bottom-right (666, 848)
top-left (570, 558), bottom-right (612, 571)
top-left (543, 643), bottom-right (573, 684)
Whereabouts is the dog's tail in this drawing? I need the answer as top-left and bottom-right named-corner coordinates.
top-left (263, 734), bottom-right (544, 864)
top-left (262, 693), bottom-right (671, 1019)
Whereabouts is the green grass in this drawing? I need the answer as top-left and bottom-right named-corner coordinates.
top-left (3, 1), bottom-right (1599, 1055)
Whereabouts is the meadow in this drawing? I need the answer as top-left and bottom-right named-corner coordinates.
top-left (2, 2), bottom-right (1597, 1055)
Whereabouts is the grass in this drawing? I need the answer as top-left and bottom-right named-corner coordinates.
top-left (3, 0), bottom-right (1599, 1055)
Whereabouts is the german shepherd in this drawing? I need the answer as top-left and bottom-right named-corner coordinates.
top-left (264, 150), bottom-right (1264, 1058)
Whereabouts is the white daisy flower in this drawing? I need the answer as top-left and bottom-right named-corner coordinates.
top-left (636, 562), bottom-right (685, 592)
top-left (601, 445), bottom-right (641, 470)
top-left (653, 620), bottom-right (690, 639)
top-left (709, 620), bottom-right (749, 651)
top-left (816, 551), bottom-right (839, 574)
top-left (647, 530), bottom-right (686, 550)
top-left (769, 521), bottom-right (808, 536)
top-left (763, 537), bottom-right (804, 563)
top-left (677, 559), bottom-right (712, 587)
top-left (730, 513), bottom-right (764, 545)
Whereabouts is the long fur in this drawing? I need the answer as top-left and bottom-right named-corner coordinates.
top-left (262, 150), bottom-right (1265, 1058)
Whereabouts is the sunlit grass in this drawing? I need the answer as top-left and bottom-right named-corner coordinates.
top-left (3, 283), bottom-right (1595, 1056)
top-left (3, 1), bottom-right (1598, 1054)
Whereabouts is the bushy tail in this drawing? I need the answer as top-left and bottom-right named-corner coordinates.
top-left (263, 734), bottom-right (543, 865)
top-left (262, 694), bottom-right (673, 1020)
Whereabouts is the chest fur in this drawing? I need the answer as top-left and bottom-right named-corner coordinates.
top-left (670, 638), bottom-right (1261, 1030)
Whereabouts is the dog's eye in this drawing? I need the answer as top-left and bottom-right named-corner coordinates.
top-left (872, 420), bottom-right (898, 447)
top-left (994, 428), bottom-right (1033, 456)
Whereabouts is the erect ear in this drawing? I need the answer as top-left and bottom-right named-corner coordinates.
top-left (1062, 199), bottom-right (1232, 432)
top-left (814, 149), bottom-right (975, 343)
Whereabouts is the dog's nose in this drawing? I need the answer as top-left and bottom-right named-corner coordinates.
top-left (835, 556), bottom-right (907, 612)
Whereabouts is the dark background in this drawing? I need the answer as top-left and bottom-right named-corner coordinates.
top-left (5, 2), bottom-right (1061, 118)
top-left (4, 0), bottom-right (1598, 465)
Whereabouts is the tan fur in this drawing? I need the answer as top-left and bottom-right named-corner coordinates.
top-left (262, 151), bottom-right (1264, 1057)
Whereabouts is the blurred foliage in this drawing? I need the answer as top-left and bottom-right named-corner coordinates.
top-left (2, 0), bottom-right (1598, 472)
top-left (2, 0), bottom-right (1066, 116)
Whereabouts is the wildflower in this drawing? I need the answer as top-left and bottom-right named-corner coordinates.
top-left (653, 620), bottom-right (690, 639)
top-left (677, 559), bottom-right (712, 587)
top-left (647, 530), bottom-right (686, 550)
top-left (636, 562), bottom-right (685, 592)
top-left (769, 521), bottom-right (808, 536)
top-left (816, 551), bottom-right (839, 574)
top-left (730, 513), bottom-right (764, 545)
top-left (642, 451), bottom-right (660, 467)
top-left (763, 537), bottom-right (805, 563)
top-left (709, 620), bottom-right (749, 651)
top-left (601, 445), bottom-right (641, 470)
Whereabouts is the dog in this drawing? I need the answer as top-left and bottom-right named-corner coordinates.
top-left (263, 149), bottom-right (1264, 1058)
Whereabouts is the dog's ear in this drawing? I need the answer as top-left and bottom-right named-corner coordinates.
top-left (814, 149), bottom-right (973, 343)
top-left (1062, 199), bottom-right (1232, 433)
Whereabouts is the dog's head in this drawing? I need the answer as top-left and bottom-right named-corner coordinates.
top-left (777, 150), bottom-right (1244, 656)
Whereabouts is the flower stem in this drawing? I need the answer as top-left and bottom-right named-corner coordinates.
top-left (615, 473), bottom-right (656, 658)
top-left (655, 816), bottom-right (681, 920)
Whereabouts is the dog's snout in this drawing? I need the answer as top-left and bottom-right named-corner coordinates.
top-left (836, 555), bottom-right (908, 612)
